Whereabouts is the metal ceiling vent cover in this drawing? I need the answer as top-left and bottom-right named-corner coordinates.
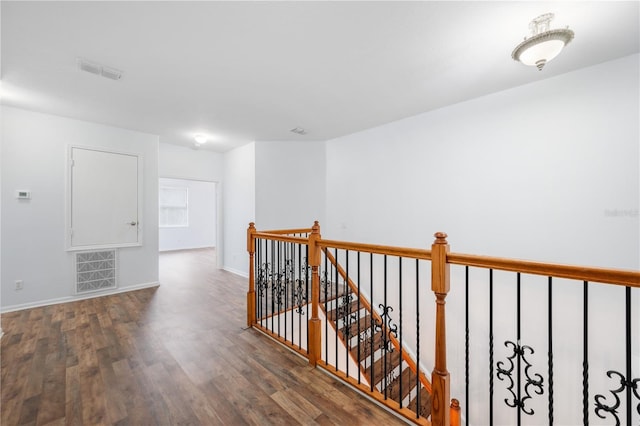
top-left (77, 57), bottom-right (123, 80)
top-left (75, 249), bottom-right (117, 294)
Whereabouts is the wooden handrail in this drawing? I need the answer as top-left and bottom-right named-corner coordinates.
top-left (253, 232), bottom-right (309, 245)
top-left (261, 227), bottom-right (313, 235)
top-left (447, 253), bottom-right (640, 288)
top-left (320, 239), bottom-right (432, 260)
top-left (251, 228), bottom-right (638, 287)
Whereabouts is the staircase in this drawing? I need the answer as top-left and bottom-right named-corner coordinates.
top-left (321, 249), bottom-right (432, 419)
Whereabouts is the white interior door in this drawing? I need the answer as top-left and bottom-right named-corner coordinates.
top-left (70, 147), bottom-right (139, 247)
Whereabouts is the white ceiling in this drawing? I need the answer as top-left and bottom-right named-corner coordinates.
top-left (1, 1), bottom-right (638, 152)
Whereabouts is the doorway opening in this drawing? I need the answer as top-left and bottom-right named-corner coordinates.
top-left (158, 177), bottom-right (218, 255)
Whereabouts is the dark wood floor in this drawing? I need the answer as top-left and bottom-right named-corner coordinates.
top-left (1, 248), bottom-right (407, 425)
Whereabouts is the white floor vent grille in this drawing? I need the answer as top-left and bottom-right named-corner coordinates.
top-left (75, 250), bottom-right (117, 294)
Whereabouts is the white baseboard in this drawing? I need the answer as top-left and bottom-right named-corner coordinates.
top-left (222, 266), bottom-right (249, 278)
top-left (0, 281), bottom-right (160, 314)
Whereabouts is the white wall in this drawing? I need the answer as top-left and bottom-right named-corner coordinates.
top-left (325, 55), bottom-right (639, 425)
top-left (326, 54), bottom-right (639, 270)
top-left (255, 140), bottom-right (326, 230)
top-left (159, 178), bottom-right (216, 251)
top-left (159, 142), bottom-right (223, 182)
top-left (1, 106), bottom-right (160, 311)
top-left (223, 142), bottom-right (255, 276)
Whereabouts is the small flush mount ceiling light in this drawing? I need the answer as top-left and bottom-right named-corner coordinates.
top-left (290, 127), bottom-right (307, 135)
top-left (512, 13), bottom-right (574, 71)
top-left (193, 134), bottom-right (208, 147)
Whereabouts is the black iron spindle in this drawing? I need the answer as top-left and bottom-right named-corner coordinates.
top-left (370, 253), bottom-right (375, 393)
top-left (346, 250), bottom-right (350, 379)
top-left (399, 257), bottom-right (403, 408)
top-left (516, 272), bottom-right (522, 426)
top-left (335, 248), bottom-right (339, 371)
top-left (298, 243), bottom-right (302, 349)
top-left (305, 245), bottom-right (309, 354)
top-left (465, 265), bottom-right (470, 426)
top-left (583, 281), bottom-right (589, 424)
top-left (277, 240), bottom-right (282, 337)
top-left (416, 258), bottom-right (420, 419)
top-left (357, 251), bottom-right (361, 385)
top-left (324, 250), bottom-right (328, 361)
top-left (625, 286), bottom-right (631, 423)
top-left (263, 239), bottom-right (267, 326)
top-left (490, 268), bottom-right (494, 425)
top-left (548, 276), bottom-right (554, 425)
top-left (284, 242), bottom-right (288, 342)
top-left (271, 240), bottom-right (275, 332)
top-left (384, 255), bottom-right (388, 399)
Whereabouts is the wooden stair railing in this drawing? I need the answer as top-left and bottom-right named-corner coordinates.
top-left (249, 222), bottom-right (639, 425)
top-left (321, 247), bottom-right (433, 419)
top-left (248, 222), bottom-right (463, 426)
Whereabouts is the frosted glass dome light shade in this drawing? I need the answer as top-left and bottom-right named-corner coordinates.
top-left (512, 14), bottom-right (574, 71)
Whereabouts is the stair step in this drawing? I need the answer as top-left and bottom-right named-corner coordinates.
top-left (369, 349), bottom-right (401, 387)
top-left (407, 387), bottom-right (431, 419)
top-left (327, 300), bottom-right (361, 321)
top-left (340, 315), bottom-right (372, 340)
top-left (350, 330), bottom-right (384, 360)
top-left (387, 365), bottom-right (418, 403)
top-left (320, 287), bottom-right (348, 304)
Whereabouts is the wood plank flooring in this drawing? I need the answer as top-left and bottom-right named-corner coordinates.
top-left (1, 248), bottom-right (407, 425)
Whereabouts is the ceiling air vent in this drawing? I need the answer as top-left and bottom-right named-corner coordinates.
top-left (101, 66), bottom-right (123, 80)
top-left (77, 57), bottom-right (123, 81)
top-left (77, 58), bottom-right (101, 75)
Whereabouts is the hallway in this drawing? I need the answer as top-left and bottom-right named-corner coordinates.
top-left (1, 249), bottom-right (406, 425)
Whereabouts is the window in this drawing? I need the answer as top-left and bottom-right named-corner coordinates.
top-left (159, 186), bottom-right (188, 227)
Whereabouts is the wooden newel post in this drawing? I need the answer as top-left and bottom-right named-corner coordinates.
top-left (247, 222), bottom-right (256, 327)
top-left (307, 221), bottom-right (322, 366)
top-left (431, 232), bottom-right (451, 426)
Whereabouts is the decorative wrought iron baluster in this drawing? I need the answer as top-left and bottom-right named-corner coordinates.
top-left (345, 250), bottom-right (350, 378)
top-left (370, 253), bottom-right (375, 393)
top-left (496, 342), bottom-right (544, 415)
top-left (594, 286), bottom-right (639, 425)
top-left (293, 258), bottom-right (308, 315)
top-left (270, 240), bottom-right (275, 331)
top-left (583, 280), bottom-right (589, 425)
top-left (489, 268), bottom-right (494, 424)
top-left (496, 273), bottom-right (544, 419)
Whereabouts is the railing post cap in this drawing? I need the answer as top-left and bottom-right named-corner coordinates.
top-left (249, 222), bottom-right (255, 229)
top-left (312, 220), bottom-right (320, 233)
top-left (451, 398), bottom-right (460, 409)
top-left (433, 232), bottom-right (448, 244)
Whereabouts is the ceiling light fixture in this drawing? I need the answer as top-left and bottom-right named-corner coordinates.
top-left (194, 134), bottom-right (208, 144)
top-left (193, 134), bottom-right (208, 148)
top-left (512, 13), bottom-right (574, 71)
top-left (290, 127), bottom-right (307, 135)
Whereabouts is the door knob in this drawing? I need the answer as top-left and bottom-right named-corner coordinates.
top-left (129, 221), bottom-right (138, 226)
